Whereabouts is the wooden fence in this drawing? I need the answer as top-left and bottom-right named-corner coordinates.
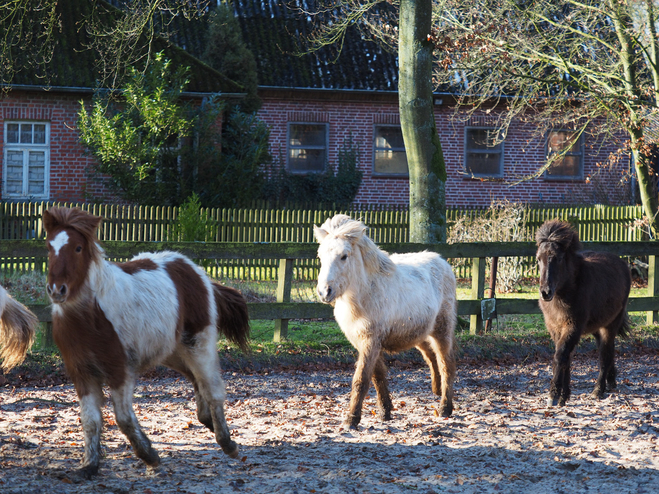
top-left (0, 201), bottom-right (647, 281)
top-left (3, 238), bottom-right (659, 343)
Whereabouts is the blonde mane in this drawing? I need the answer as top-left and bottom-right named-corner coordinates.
top-left (319, 215), bottom-right (395, 276)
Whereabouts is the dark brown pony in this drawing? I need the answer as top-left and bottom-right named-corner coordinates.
top-left (43, 207), bottom-right (250, 479)
top-left (536, 220), bottom-right (631, 406)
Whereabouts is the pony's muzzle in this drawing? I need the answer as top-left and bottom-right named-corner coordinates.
top-left (47, 283), bottom-right (68, 303)
top-left (540, 288), bottom-right (554, 302)
top-left (317, 284), bottom-right (334, 304)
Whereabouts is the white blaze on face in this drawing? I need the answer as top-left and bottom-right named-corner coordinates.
top-left (49, 231), bottom-right (69, 256)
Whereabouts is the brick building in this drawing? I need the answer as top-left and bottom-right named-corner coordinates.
top-left (0, 1), bottom-right (633, 207)
top-left (229, 0), bottom-right (632, 207)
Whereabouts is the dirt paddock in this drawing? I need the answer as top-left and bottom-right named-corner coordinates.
top-left (1, 352), bottom-right (659, 493)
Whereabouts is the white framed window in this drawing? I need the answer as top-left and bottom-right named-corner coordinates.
top-left (287, 123), bottom-right (328, 173)
top-left (3, 121), bottom-right (50, 199)
top-left (373, 125), bottom-right (408, 176)
top-left (464, 127), bottom-right (504, 178)
top-left (545, 130), bottom-right (584, 180)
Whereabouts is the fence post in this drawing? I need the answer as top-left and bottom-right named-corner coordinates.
top-left (274, 258), bottom-right (294, 342)
top-left (470, 257), bottom-right (486, 335)
top-left (647, 255), bottom-right (659, 325)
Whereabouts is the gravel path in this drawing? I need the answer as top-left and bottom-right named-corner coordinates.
top-left (1, 351), bottom-right (659, 493)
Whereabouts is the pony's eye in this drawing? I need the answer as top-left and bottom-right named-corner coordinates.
top-left (75, 246), bottom-right (83, 253)
top-left (341, 254), bottom-right (348, 261)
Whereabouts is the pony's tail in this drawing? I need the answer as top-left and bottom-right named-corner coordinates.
top-left (0, 291), bottom-right (39, 372)
top-left (212, 282), bottom-right (250, 352)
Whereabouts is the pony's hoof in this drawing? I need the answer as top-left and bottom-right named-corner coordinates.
top-left (221, 440), bottom-right (240, 459)
top-left (590, 389), bottom-right (605, 400)
top-left (78, 465), bottom-right (99, 480)
top-left (341, 419), bottom-right (359, 430)
top-left (547, 396), bottom-right (560, 407)
top-left (377, 409), bottom-right (392, 421)
top-left (439, 402), bottom-right (453, 417)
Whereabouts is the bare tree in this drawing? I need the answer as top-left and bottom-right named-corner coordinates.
top-left (433, 0), bottom-right (659, 237)
top-left (304, 0), bottom-right (448, 242)
top-left (0, 0), bottom-right (58, 88)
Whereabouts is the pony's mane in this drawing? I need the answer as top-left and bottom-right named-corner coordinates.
top-left (536, 220), bottom-right (582, 253)
top-left (44, 207), bottom-right (105, 262)
top-left (320, 215), bottom-right (395, 275)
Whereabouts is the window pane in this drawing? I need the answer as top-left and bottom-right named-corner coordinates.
top-left (290, 125), bottom-right (326, 147)
top-left (28, 151), bottom-right (46, 195)
top-left (6, 150), bottom-right (24, 195)
top-left (548, 131), bottom-right (578, 154)
top-left (547, 155), bottom-right (580, 177)
top-left (376, 127), bottom-right (405, 150)
top-left (466, 152), bottom-right (501, 176)
top-left (7, 124), bottom-right (19, 143)
top-left (375, 150), bottom-right (408, 174)
top-left (466, 129), bottom-right (500, 151)
top-left (33, 124), bottom-right (46, 144)
top-left (20, 124), bottom-right (33, 144)
top-left (289, 148), bottom-right (326, 172)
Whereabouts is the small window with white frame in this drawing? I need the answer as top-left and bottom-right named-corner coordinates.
top-left (464, 127), bottom-right (504, 178)
top-left (545, 130), bottom-right (584, 180)
top-left (287, 123), bottom-right (328, 173)
top-left (3, 121), bottom-right (50, 199)
top-left (373, 125), bottom-right (408, 176)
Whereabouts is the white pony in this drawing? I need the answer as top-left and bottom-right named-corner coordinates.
top-left (314, 214), bottom-right (457, 429)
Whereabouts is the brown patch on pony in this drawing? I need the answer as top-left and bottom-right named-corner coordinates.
top-left (211, 282), bottom-right (250, 352)
top-left (0, 297), bottom-right (39, 372)
top-left (53, 302), bottom-right (126, 396)
top-left (536, 219), bottom-right (582, 253)
top-left (118, 259), bottom-right (158, 275)
top-left (164, 258), bottom-right (211, 346)
top-left (43, 207), bottom-right (104, 263)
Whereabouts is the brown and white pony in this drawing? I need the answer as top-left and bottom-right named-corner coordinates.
top-left (536, 220), bottom-right (631, 407)
top-left (43, 207), bottom-right (250, 479)
top-left (315, 214), bottom-right (457, 429)
top-left (0, 286), bottom-right (39, 372)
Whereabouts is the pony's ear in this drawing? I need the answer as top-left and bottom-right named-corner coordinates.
top-left (314, 225), bottom-right (328, 243)
top-left (343, 225), bottom-right (367, 242)
top-left (42, 210), bottom-right (58, 234)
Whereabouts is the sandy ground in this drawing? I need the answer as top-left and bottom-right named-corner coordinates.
top-left (1, 351), bottom-right (659, 493)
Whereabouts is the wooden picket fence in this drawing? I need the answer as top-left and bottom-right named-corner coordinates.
top-left (0, 201), bottom-right (646, 280)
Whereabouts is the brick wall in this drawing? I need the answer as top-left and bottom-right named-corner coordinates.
top-left (0, 88), bottom-right (632, 208)
top-left (258, 89), bottom-right (632, 208)
top-left (0, 90), bottom-right (105, 202)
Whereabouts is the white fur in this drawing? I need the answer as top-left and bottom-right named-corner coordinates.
top-left (85, 250), bottom-right (217, 370)
top-left (49, 230), bottom-right (69, 256)
top-left (315, 214), bottom-right (457, 426)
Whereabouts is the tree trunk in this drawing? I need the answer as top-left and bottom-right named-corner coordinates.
top-left (398, 0), bottom-right (447, 243)
top-left (631, 131), bottom-right (659, 238)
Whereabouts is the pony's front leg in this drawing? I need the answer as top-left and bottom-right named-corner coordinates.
top-left (372, 355), bottom-right (393, 421)
top-left (345, 341), bottom-right (381, 429)
top-left (78, 381), bottom-right (105, 479)
top-left (110, 377), bottom-right (160, 468)
top-left (549, 330), bottom-right (580, 407)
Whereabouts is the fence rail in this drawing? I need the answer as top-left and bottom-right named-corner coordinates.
top-left (0, 201), bottom-right (647, 281)
top-left (4, 239), bottom-right (659, 341)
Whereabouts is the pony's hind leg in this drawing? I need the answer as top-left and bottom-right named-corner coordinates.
top-left (77, 380), bottom-right (105, 479)
top-left (417, 339), bottom-right (442, 396)
top-left (592, 330), bottom-right (617, 399)
top-left (371, 354), bottom-right (393, 421)
top-left (182, 346), bottom-right (239, 458)
top-left (110, 374), bottom-right (160, 468)
top-left (164, 355), bottom-right (214, 431)
top-left (429, 333), bottom-right (456, 417)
